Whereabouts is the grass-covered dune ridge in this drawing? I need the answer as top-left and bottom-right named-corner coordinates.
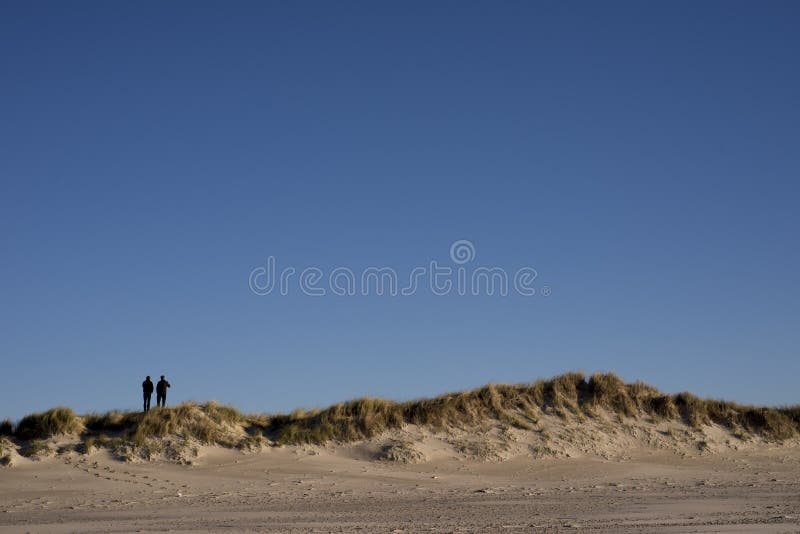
top-left (1, 372), bottom-right (798, 463)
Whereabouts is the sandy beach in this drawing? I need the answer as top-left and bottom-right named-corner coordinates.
top-left (2, 440), bottom-right (799, 533)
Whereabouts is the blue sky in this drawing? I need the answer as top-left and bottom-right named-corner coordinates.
top-left (2, 1), bottom-right (798, 419)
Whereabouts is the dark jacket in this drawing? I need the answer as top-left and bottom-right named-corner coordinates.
top-left (142, 379), bottom-right (154, 395)
top-left (156, 379), bottom-right (171, 395)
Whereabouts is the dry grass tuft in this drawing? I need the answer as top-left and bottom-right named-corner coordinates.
top-left (82, 435), bottom-right (123, 454)
top-left (702, 401), bottom-right (796, 440)
top-left (202, 402), bottom-right (245, 425)
top-left (0, 420), bottom-right (13, 437)
top-left (22, 440), bottom-right (54, 458)
top-left (550, 372), bottom-right (586, 414)
top-left (674, 392), bottom-right (710, 428)
top-left (83, 411), bottom-right (140, 433)
top-left (15, 407), bottom-right (83, 440)
top-left (130, 403), bottom-right (240, 447)
top-left (645, 395), bottom-right (680, 420)
top-left (586, 373), bottom-right (637, 417)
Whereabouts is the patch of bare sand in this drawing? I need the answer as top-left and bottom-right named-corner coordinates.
top-left (2, 435), bottom-right (799, 533)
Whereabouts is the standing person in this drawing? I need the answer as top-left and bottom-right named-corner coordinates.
top-left (156, 375), bottom-right (171, 408)
top-left (142, 376), bottom-right (154, 412)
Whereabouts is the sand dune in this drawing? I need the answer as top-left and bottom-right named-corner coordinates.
top-left (1, 373), bottom-right (799, 532)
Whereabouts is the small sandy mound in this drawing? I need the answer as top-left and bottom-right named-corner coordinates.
top-left (377, 439), bottom-right (427, 463)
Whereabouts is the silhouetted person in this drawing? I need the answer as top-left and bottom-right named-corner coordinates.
top-left (142, 376), bottom-right (154, 412)
top-left (156, 375), bottom-right (171, 407)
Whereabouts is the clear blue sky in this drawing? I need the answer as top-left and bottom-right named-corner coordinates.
top-left (2, 1), bottom-right (798, 419)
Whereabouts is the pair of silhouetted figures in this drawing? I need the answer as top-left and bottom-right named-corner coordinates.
top-left (142, 375), bottom-right (171, 412)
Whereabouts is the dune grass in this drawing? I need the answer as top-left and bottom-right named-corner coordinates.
top-left (3, 373), bottom-right (798, 456)
top-left (129, 402), bottom-right (243, 447)
top-left (202, 401), bottom-right (245, 425)
top-left (261, 372), bottom-right (799, 445)
top-left (0, 419), bottom-right (13, 437)
top-left (83, 410), bottom-right (141, 433)
top-left (82, 435), bottom-right (123, 453)
top-left (22, 440), bottom-right (54, 458)
top-left (14, 407), bottom-right (83, 440)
